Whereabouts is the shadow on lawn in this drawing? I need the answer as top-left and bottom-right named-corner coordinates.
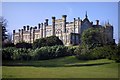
top-left (2, 62), bottom-right (112, 67)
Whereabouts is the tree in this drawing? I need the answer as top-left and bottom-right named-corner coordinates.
top-left (46, 36), bottom-right (63, 46)
top-left (81, 28), bottom-right (102, 49)
top-left (0, 16), bottom-right (8, 42)
top-left (33, 36), bottom-right (63, 49)
top-left (15, 42), bottom-right (32, 49)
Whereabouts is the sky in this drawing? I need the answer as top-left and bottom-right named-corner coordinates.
top-left (2, 2), bottom-right (119, 43)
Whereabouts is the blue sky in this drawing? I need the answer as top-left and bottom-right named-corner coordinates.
top-left (2, 2), bottom-right (118, 43)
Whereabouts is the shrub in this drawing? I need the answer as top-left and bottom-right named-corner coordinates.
top-left (33, 36), bottom-right (63, 49)
top-left (75, 47), bottom-right (93, 60)
top-left (67, 46), bottom-right (78, 55)
top-left (2, 47), bottom-right (32, 61)
top-left (15, 42), bottom-right (32, 49)
top-left (13, 48), bottom-right (31, 61)
top-left (109, 45), bottom-right (120, 62)
top-left (32, 45), bottom-right (69, 60)
top-left (2, 42), bottom-right (14, 48)
top-left (2, 47), bottom-right (16, 60)
top-left (74, 46), bottom-right (111, 60)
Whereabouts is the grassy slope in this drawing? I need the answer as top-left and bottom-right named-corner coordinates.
top-left (2, 56), bottom-right (119, 78)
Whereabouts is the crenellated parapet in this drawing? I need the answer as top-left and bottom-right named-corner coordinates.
top-left (13, 14), bottom-right (114, 45)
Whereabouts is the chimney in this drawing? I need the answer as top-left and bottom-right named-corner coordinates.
top-left (38, 23), bottom-right (41, 29)
top-left (23, 26), bottom-right (26, 31)
top-left (96, 20), bottom-right (99, 25)
top-left (91, 21), bottom-right (93, 25)
top-left (27, 25), bottom-right (30, 30)
top-left (73, 18), bottom-right (76, 33)
top-left (13, 30), bottom-right (15, 44)
top-left (34, 26), bottom-right (37, 29)
top-left (13, 30), bottom-right (15, 34)
top-left (62, 15), bottom-right (67, 33)
top-left (45, 19), bottom-right (48, 26)
top-left (52, 16), bottom-right (56, 36)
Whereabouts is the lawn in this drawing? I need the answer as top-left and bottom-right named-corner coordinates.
top-left (2, 56), bottom-right (119, 78)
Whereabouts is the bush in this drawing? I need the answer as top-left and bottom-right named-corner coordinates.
top-left (2, 42), bottom-right (14, 48)
top-left (109, 45), bottom-right (120, 62)
top-left (74, 47), bottom-right (93, 60)
top-left (13, 48), bottom-right (31, 61)
top-left (74, 46), bottom-right (113, 60)
top-left (32, 45), bottom-right (69, 60)
top-left (2, 47), bottom-right (32, 61)
top-left (15, 42), bottom-right (32, 49)
top-left (2, 47), bottom-right (16, 60)
top-left (67, 46), bottom-right (78, 55)
top-left (33, 36), bottom-right (63, 49)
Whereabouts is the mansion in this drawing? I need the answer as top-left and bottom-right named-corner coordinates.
top-left (13, 13), bottom-right (114, 45)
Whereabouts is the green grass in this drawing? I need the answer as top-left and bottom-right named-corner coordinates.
top-left (2, 56), bottom-right (119, 78)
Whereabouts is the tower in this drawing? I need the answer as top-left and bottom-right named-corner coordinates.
top-left (43, 22), bottom-right (46, 38)
top-left (52, 16), bottom-right (55, 36)
top-left (45, 19), bottom-right (48, 26)
top-left (85, 11), bottom-right (88, 18)
top-left (73, 18), bottom-right (76, 33)
top-left (62, 15), bottom-right (67, 33)
top-left (40, 23), bottom-right (43, 38)
top-left (13, 30), bottom-right (15, 44)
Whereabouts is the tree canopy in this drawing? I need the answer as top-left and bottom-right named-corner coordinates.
top-left (81, 27), bottom-right (102, 49)
top-left (33, 36), bottom-right (63, 49)
top-left (0, 16), bottom-right (8, 42)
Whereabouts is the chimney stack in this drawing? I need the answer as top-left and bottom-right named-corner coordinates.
top-left (62, 15), bottom-right (67, 33)
top-left (96, 20), bottom-right (99, 25)
top-left (52, 16), bottom-right (56, 36)
top-left (23, 26), bottom-right (26, 31)
top-left (38, 23), bottom-right (41, 29)
top-left (27, 25), bottom-right (30, 30)
top-left (73, 18), bottom-right (76, 33)
top-left (45, 19), bottom-right (48, 26)
top-left (34, 26), bottom-right (37, 29)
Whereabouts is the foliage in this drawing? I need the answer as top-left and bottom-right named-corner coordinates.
top-left (0, 17), bottom-right (8, 42)
top-left (13, 48), bottom-right (31, 61)
top-left (2, 45), bottom-right (73, 61)
top-left (33, 36), bottom-right (63, 49)
top-left (2, 42), bottom-right (14, 48)
top-left (46, 36), bottom-right (63, 46)
top-left (15, 42), bottom-right (32, 49)
top-left (81, 28), bottom-right (102, 49)
top-left (110, 44), bottom-right (120, 62)
top-left (74, 47), bottom-right (93, 60)
top-left (32, 45), bottom-right (69, 60)
top-left (2, 47), bottom-right (32, 61)
top-left (66, 46), bottom-right (78, 55)
top-left (2, 47), bottom-right (16, 60)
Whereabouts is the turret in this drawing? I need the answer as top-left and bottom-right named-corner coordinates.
top-left (18, 29), bottom-right (21, 42)
top-left (27, 25), bottom-right (30, 31)
top-left (40, 23), bottom-right (43, 38)
top-left (13, 30), bottom-right (15, 44)
top-left (45, 19), bottom-right (48, 26)
top-left (52, 16), bottom-right (55, 36)
top-left (21, 29), bottom-right (23, 42)
top-left (38, 23), bottom-right (41, 29)
top-left (30, 27), bottom-right (32, 43)
top-left (23, 26), bottom-right (26, 31)
top-left (73, 18), bottom-right (76, 33)
top-left (78, 17), bottom-right (80, 33)
top-left (43, 22), bottom-right (46, 38)
top-left (62, 15), bottom-right (67, 33)
top-left (96, 20), bottom-right (99, 26)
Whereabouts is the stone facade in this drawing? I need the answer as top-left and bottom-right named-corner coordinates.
top-left (13, 13), bottom-right (114, 45)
